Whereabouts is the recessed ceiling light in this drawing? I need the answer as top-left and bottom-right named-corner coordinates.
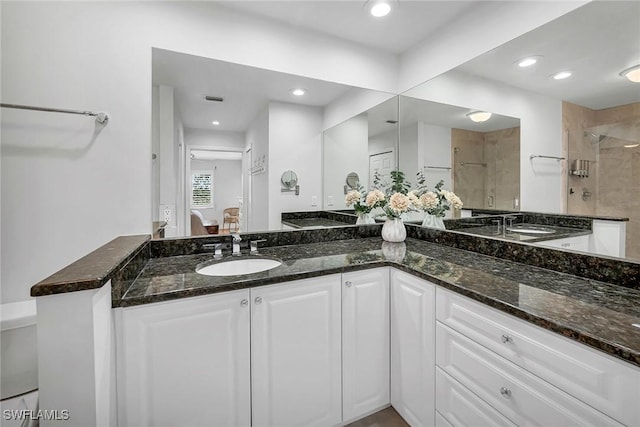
top-left (552, 71), bottom-right (572, 80)
top-left (291, 88), bottom-right (306, 96)
top-left (624, 144), bottom-right (639, 148)
top-left (620, 65), bottom-right (640, 83)
top-left (212, 121), bottom-right (220, 126)
top-left (466, 111), bottom-right (492, 123)
top-left (370, 1), bottom-right (391, 17)
top-left (516, 56), bottom-right (542, 68)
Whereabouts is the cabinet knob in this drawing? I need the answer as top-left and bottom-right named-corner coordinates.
top-left (240, 299), bottom-right (248, 307)
top-left (254, 296), bottom-right (263, 305)
top-left (345, 281), bottom-right (352, 288)
top-left (500, 387), bottom-right (512, 399)
top-left (501, 334), bottom-right (513, 344)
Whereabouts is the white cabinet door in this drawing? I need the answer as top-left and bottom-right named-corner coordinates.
top-left (342, 268), bottom-right (390, 422)
top-left (390, 269), bottom-right (435, 427)
top-left (117, 290), bottom-right (251, 427)
top-left (251, 275), bottom-right (342, 427)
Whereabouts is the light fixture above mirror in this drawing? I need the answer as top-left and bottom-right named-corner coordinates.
top-left (466, 111), bottom-right (492, 123)
top-left (620, 65), bottom-right (640, 83)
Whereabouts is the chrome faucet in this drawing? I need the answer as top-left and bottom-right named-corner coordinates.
top-left (232, 233), bottom-right (242, 256)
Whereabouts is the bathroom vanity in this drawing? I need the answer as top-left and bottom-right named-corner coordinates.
top-left (31, 225), bottom-right (640, 427)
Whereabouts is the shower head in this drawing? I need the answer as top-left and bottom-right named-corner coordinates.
top-left (585, 132), bottom-right (606, 144)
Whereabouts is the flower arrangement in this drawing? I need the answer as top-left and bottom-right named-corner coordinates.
top-left (344, 186), bottom-right (385, 214)
top-left (412, 171), bottom-right (463, 218)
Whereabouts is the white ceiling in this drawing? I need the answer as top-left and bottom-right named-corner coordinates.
top-left (455, 1), bottom-right (640, 110)
top-left (153, 49), bottom-right (356, 131)
top-left (218, 0), bottom-right (478, 54)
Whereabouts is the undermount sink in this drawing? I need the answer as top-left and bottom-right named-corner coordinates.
top-left (196, 257), bottom-right (282, 277)
top-left (506, 225), bottom-right (556, 234)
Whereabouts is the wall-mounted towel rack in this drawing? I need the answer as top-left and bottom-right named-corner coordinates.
top-left (424, 165), bottom-right (452, 170)
top-left (529, 154), bottom-right (565, 161)
top-left (1, 103), bottom-right (109, 124)
top-left (460, 162), bottom-right (486, 166)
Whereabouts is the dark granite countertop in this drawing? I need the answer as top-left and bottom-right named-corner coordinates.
top-left (463, 207), bottom-right (629, 222)
top-left (282, 218), bottom-right (355, 228)
top-left (31, 235), bottom-right (150, 296)
top-left (448, 223), bottom-right (591, 243)
top-left (121, 237), bottom-right (640, 368)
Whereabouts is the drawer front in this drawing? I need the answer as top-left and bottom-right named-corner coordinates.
top-left (436, 288), bottom-right (640, 426)
top-left (436, 323), bottom-right (623, 427)
top-left (537, 235), bottom-right (589, 251)
top-left (436, 368), bottom-right (516, 427)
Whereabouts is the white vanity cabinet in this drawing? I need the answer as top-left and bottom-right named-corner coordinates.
top-left (116, 289), bottom-right (251, 427)
top-left (435, 288), bottom-right (640, 426)
top-left (342, 268), bottom-right (390, 423)
top-left (390, 269), bottom-right (436, 427)
top-left (251, 274), bottom-right (342, 427)
top-left (536, 234), bottom-right (589, 252)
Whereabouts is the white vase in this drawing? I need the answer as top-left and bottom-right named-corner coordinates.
top-left (356, 212), bottom-right (375, 225)
top-left (422, 214), bottom-right (445, 229)
top-left (381, 218), bottom-right (406, 242)
top-left (381, 241), bottom-right (406, 262)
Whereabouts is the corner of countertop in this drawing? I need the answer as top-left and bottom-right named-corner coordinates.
top-left (31, 234), bottom-right (151, 297)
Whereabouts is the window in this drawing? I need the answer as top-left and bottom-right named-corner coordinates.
top-left (191, 171), bottom-right (213, 208)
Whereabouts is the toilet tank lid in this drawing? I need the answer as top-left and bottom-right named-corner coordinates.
top-left (1, 300), bottom-right (37, 331)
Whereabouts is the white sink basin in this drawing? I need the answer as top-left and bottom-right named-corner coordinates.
top-left (196, 257), bottom-right (282, 276)
top-left (507, 225), bottom-right (556, 234)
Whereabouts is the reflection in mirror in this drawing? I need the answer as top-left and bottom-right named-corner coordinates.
top-left (323, 96), bottom-right (398, 210)
top-left (281, 170), bottom-right (298, 189)
top-left (345, 172), bottom-right (360, 189)
top-left (400, 1), bottom-right (639, 262)
top-left (398, 96), bottom-right (520, 217)
top-left (152, 48), bottom-right (393, 237)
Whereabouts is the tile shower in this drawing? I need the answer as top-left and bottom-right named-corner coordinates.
top-left (564, 101), bottom-right (640, 261)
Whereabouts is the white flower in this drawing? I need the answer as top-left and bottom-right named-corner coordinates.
top-left (408, 190), bottom-right (421, 208)
top-left (366, 189), bottom-right (385, 207)
top-left (419, 192), bottom-right (438, 210)
top-left (443, 190), bottom-right (463, 209)
top-left (345, 190), bottom-right (361, 206)
top-left (389, 192), bottom-right (410, 214)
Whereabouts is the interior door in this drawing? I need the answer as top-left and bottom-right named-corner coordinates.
top-left (369, 149), bottom-right (395, 188)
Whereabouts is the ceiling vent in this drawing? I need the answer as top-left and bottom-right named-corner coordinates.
top-left (386, 120), bottom-right (398, 124)
top-left (204, 96), bottom-right (224, 102)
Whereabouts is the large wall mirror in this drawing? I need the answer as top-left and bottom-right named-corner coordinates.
top-left (151, 48), bottom-right (394, 238)
top-left (323, 96), bottom-right (398, 210)
top-left (398, 96), bottom-right (520, 214)
top-left (401, 1), bottom-right (639, 262)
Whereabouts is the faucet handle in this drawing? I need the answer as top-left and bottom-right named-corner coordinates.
top-left (232, 233), bottom-right (242, 242)
top-left (202, 243), bottom-right (224, 259)
top-left (250, 239), bottom-right (267, 254)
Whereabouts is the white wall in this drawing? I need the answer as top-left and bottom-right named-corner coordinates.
top-left (268, 102), bottom-right (323, 229)
top-left (246, 108), bottom-right (270, 232)
top-left (0, 1), bottom-right (397, 304)
top-left (323, 114), bottom-right (369, 210)
top-left (404, 70), bottom-right (563, 213)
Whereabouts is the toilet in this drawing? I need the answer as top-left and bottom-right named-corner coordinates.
top-left (1, 300), bottom-right (39, 426)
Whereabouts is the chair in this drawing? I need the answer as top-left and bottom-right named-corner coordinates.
top-left (190, 211), bottom-right (209, 236)
top-left (222, 207), bottom-right (240, 232)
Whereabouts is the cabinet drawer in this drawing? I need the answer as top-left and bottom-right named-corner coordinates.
top-left (436, 368), bottom-right (516, 427)
top-left (536, 234), bottom-right (589, 251)
top-left (436, 288), bottom-right (640, 426)
top-left (436, 323), bottom-right (623, 427)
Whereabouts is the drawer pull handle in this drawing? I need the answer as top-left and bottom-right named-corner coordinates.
top-left (345, 281), bottom-right (353, 287)
top-left (254, 296), bottom-right (263, 305)
top-left (240, 299), bottom-right (248, 307)
top-left (500, 387), bottom-right (512, 399)
top-left (501, 334), bottom-right (513, 344)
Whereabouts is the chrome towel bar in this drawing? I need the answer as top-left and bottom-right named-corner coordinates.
top-left (1, 103), bottom-right (109, 124)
